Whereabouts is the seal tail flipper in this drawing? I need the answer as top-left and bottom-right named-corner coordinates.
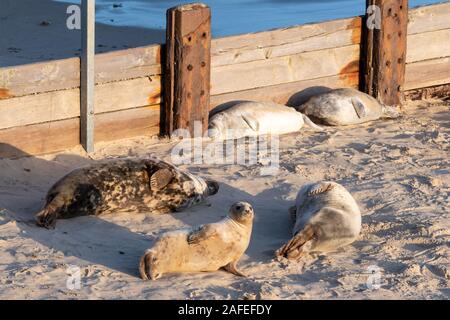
top-left (223, 261), bottom-right (246, 277)
top-left (276, 224), bottom-right (315, 260)
top-left (35, 202), bottom-right (59, 229)
top-left (301, 114), bottom-right (323, 131)
top-left (381, 105), bottom-right (401, 119)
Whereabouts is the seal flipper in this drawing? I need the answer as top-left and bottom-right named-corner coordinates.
top-left (351, 97), bottom-right (367, 119)
top-left (276, 224), bottom-right (315, 260)
top-left (150, 168), bottom-right (173, 191)
top-left (187, 224), bottom-right (218, 245)
top-left (308, 182), bottom-right (335, 196)
top-left (223, 261), bottom-right (246, 277)
top-left (242, 114), bottom-right (259, 132)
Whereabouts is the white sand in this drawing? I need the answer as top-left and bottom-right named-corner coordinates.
top-left (0, 99), bottom-right (449, 299)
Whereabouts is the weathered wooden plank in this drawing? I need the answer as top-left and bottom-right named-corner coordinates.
top-left (404, 57), bottom-right (450, 90)
top-left (0, 58), bottom-right (80, 99)
top-left (0, 76), bottom-right (161, 130)
top-left (0, 45), bottom-right (161, 99)
top-left (408, 2), bottom-right (450, 35)
top-left (95, 44), bottom-right (161, 83)
top-left (406, 28), bottom-right (450, 63)
top-left (211, 17), bottom-right (362, 67)
top-left (164, 3), bottom-right (211, 136)
top-left (210, 72), bottom-right (359, 109)
top-left (0, 106), bottom-right (160, 158)
top-left (211, 44), bottom-right (359, 95)
top-left (95, 105), bottom-right (160, 142)
top-left (363, 0), bottom-right (408, 106)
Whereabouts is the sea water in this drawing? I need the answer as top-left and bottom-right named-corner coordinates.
top-left (57, 0), bottom-right (445, 37)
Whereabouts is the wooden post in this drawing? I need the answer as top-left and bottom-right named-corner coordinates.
top-left (362, 0), bottom-right (408, 106)
top-left (81, 0), bottom-right (95, 152)
top-left (164, 3), bottom-right (211, 137)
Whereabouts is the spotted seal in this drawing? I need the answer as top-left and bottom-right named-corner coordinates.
top-left (35, 157), bottom-right (219, 228)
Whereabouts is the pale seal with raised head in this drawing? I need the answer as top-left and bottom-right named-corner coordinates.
top-left (297, 88), bottom-right (400, 126)
top-left (36, 157), bottom-right (219, 228)
top-left (139, 201), bottom-right (254, 280)
top-left (276, 181), bottom-right (361, 260)
top-left (208, 101), bottom-right (322, 140)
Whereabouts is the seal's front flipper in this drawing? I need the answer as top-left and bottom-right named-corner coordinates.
top-left (351, 98), bottom-right (367, 119)
top-left (242, 115), bottom-right (259, 132)
top-left (187, 224), bottom-right (218, 245)
top-left (150, 168), bottom-right (173, 191)
top-left (308, 182), bottom-right (335, 196)
top-left (224, 261), bottom-right (246, 277)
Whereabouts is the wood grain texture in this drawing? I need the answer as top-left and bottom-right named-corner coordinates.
top-left (404, 57), bottom-right (450, 90)
top-left (0, 106), bottom-right (160, 157)
top-left (211, 44), bottom-right (359, 95)
top-left (0, 44), bottom-right (161, 99)
top-left (0, 58), bottom-right (80, 99)
top-left (0, 76), bottom-right (161, 130)
top-left (406, 28), bottom-right (450, 63)
top-left (211, 16), bottom-right (362, 67)
top-left (408, 2), bottom-right (450, 34)
top-left (164, 3), bottom-right (211, 136)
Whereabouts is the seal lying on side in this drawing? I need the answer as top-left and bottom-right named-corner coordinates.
top-left (36, 158), bottom-right (219, 228)
top-left (208, 101), bottom-right (322, 140)
top-left (139, 202), bottom-right (254, 280)
top-left (276, 181), bottom-right (361, 260)
top-left (297, 88), bottom-right (400, 126)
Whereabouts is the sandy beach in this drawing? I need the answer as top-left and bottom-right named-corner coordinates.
top-left (0, 98), bottom-right (448, 299)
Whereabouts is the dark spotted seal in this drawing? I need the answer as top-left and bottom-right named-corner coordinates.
top-left (35, 158), bottom-right (219, 228)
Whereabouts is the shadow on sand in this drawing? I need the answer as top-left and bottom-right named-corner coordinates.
top-left (1, 143), bottom-right (293, 277)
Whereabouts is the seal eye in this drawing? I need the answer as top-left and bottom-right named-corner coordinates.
top-left (235, 205), bottom-right (241, 211)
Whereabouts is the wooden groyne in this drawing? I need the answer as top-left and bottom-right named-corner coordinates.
top-left (0, 1), bottom-right (449, 157)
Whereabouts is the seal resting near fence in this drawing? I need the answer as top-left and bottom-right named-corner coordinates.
top-left (276, 181), bottom-right (361, 260)
top-left (139, 201), bottom-right (254, 280)
top-left (296, 88), bottom-right (400, 126)
top-left (35, 157), bottom-right (219, 228)
top-left (208, 101), bottom-right (322, 140)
